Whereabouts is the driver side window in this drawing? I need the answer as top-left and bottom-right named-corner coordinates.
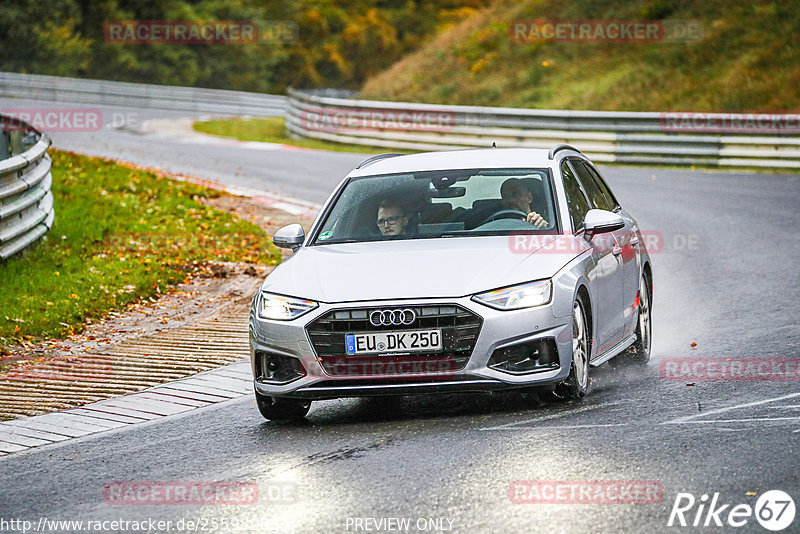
top-left (561, 161), bottom-right (591, 232)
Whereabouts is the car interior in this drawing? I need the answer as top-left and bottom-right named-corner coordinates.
top-left (318, 171), bottom-right (556, 243)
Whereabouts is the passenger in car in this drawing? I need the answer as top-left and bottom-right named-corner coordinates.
top-left (376, 199), bottom-right (411, 236)
top-left (500, 178), bottom-right (549, 228)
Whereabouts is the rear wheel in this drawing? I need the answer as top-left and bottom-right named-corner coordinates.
top-left (553, 298), bottom-right (590, 400)
top-left (629, 274), bottom-right (652, 363)
top-left (255, 391), bottom-right (311, 422)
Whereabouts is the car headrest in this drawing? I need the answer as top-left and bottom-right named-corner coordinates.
top-left (472, 199), bottom-right (504, 212)
top-left (419, 203), bottom-right (452, 223)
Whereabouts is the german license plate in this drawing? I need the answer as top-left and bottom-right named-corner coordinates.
top-left (345, 329), bottom-right (442, 355)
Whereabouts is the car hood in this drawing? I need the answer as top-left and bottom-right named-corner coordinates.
top-left (261, 235), bottom-right (582, 302)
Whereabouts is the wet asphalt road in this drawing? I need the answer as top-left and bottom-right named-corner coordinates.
top-left (1, 97), bottom-right (799, 533)
top-left (0, 97), bottom-right (364, 202)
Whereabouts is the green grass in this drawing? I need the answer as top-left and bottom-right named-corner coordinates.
top-left (0, 150), bottom-right (279, 348)
top-left (193, 117), bottom-right (414, 155)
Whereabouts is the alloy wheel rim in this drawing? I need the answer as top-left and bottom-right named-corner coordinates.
top-left (639, 278), bottom-right (651, 353)
top-left (572, 301), bottom-right (588, 389)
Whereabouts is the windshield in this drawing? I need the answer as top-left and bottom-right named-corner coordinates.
top-left (312, 168), bottom-right (557, 244)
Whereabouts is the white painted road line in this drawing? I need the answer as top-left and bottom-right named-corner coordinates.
top-left (667, 417), bottom-right (800, 424)
top-left (0, 361), bottom-right (253, 456)
top-left (482, 423), bottom-right (628, 431)
top-left (663, 392), bottom-right (800, 425)
top-left (480, 402), bottom-right (622, 431)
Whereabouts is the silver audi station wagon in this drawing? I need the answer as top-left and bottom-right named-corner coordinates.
top-left (249, 146), bottom-right (652, 421)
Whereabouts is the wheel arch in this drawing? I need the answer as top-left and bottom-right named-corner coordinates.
top-left (641, 261), bottom-right (653, 308)
top-left (575, 283), bottom-right (593, 356)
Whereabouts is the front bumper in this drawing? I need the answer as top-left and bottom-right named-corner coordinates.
top-left (249, 296), bottom-right (572, 400)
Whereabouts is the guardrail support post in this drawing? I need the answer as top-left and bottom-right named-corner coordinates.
top-left (0, 130), bottom-right (10, 159)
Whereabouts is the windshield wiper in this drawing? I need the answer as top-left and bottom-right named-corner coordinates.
top-left (315, 238), bottom-right (360, 245)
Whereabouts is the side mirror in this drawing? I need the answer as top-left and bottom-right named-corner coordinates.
top-left (583, 209), bottom-right (624, 239)
top-left (273, 224), bottom-right (305, 252)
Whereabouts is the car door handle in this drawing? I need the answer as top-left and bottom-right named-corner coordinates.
top-left (630, 235), bottom-right (639, 246)
top-left (612, 246), bottom-right (622, 256)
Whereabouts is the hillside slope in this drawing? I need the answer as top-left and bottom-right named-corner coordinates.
top-left (360, 0), bottom-right (800, 112)
top-left (0, 0), bottom-right (488, 93)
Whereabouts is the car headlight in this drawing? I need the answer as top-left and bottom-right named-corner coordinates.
top-left (472, 280), bottom-right (552, 310)
top-left (259, 292), bottom-right (318, 321)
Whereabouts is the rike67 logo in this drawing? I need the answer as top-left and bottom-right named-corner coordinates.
top-left (668, 490), bottom-right (795, 531)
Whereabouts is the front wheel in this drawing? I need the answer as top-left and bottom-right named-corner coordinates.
top-left (553, 298), bottom-right (590, 400)
top-left (255, 391), bottom-right (311, 422)
top-left (628, 274), bottom-right (652, 363)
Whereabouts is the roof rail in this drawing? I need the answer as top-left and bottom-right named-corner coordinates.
top-left (548, 144), bottom-right (581, 160)
top-left (356, 153), bottom-right (405, 169)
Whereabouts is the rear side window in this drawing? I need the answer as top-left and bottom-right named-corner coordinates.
top-left (588, 165), bottom-right (620, 210)
top-left (561, 161), bottom-right (591, 231)
top-left (580, 162), bottom-right (619, 211)
top-left (570, 160), bottom-right (616, 212)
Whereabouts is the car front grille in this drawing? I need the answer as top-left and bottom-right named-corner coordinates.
top-left (305, 305), bottom-right (482, 376)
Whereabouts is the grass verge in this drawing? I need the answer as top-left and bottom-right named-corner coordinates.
top-left (0, 150), bottom-right (278, 349)
top-left (193, 116), bottom-right (414, 154)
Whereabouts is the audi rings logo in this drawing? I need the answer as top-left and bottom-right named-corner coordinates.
top-left (369, 309), bottom-right (416, 327)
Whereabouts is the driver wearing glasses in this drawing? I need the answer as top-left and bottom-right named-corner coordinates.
top-left (376, 199), bottom-right (410, 236)
top-left (500, 178), bottom-right (549, 228)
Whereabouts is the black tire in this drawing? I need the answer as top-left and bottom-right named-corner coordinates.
top-left (628, 273), bottom-right (652, 363)
top-left (255, 391), bottom-right (311, 422)
top-left (552, 297), bottom-right (590, 400)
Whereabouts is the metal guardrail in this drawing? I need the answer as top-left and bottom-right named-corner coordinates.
top-left (0, 72), bottom-right (287, 117)
top-left (0, 116), bottom-right (54, 260)
top-left (287, 89), bottom-right (800, 169)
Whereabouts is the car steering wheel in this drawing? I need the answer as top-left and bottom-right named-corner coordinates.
top-left (478, 209), bottom-right (529, 226)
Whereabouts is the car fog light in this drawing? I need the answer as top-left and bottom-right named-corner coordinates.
top-left (488, 338), bottom-right (559, 374)
top-left (256, 351), bottom-right (306, 384)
